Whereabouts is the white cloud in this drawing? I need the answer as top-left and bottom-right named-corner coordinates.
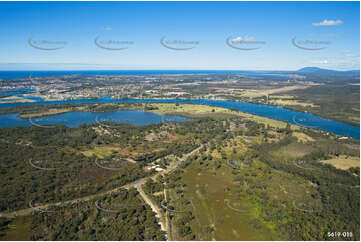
top-left (312, 19), bottom-right (343, 26)
top-left (232, 35), bottom-right (255, 43)
top-left (231, 36), bottom-right (242, 42)
top-left (311, 59), bottom-right (329, 64)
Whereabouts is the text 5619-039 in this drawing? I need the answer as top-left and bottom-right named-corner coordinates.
top-left (327, 232), bottom-right (353, 238)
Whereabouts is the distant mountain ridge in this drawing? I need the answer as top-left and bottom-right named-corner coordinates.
top-left (296, 67), bottom-right (360, 76)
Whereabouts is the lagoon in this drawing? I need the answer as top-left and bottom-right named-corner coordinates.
top-left (0, 97), bottom-right (359, 140)
top-left (0, 110), bottom-right (189, 128)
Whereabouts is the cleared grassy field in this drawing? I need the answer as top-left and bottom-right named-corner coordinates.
top-left (270, 95), bottom-right (295, 99)
top-left (82, 144), bottom-right (157, 160)
top-left (0, 96), bottom-right (36, 104)
top-left (148, 103), bottom-right (226, 115)
top-left (82, 145), bottom-right (119, 159)
top-left (320, 155), bottom-right (360, 170)
top-left (237, 111), bottom-right (298, 130)
top-left (180, 165), bottom-right (275, 241)
top-left (292, 132), bottom-right (315, 143)
top-left (169, 137), bottom-right (321, 240)
top-left (269, 99), bottom-right (318, 108)
top-left (149, 103), bottom-right (298, 130)
top-left (274, 142), bottom-right (315, 159)
top-left (1, 216), bottom-right (32, 240)
top-left (19, 106), bottom-right (86, 118)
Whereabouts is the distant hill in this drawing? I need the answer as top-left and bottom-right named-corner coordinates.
top-left (296, 67), bottom-right (360, 77)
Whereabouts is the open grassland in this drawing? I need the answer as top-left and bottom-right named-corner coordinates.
top-left (82, 143), bottom-right (168, 161)
top-left (82, 145), bottom-right (120, 159)
top-left (148, 103), bottom-right (298, 130)
top-left (148, 103), bottom-right (226, 115)
top-left (19, 106), bottom-right (86, 118)
top-left (269, 99), bottom-right (318, 108)
top-left (163, 131), bottom-right (330, 240)
top-left (270, 95), bottom-right (295, 99)
top-left (236, 111), bottom-right (298, 130)
top-left (276, 142), bottom-right (315, 158)
top-left (292, 132), bottom-right (315, 143)
top-left (0, 96), bottom-right (36, 104)
top-left (238, 84), bottom-right (318, 99)
top-left (0, 216), bottom-right (32, 241)
top-left (320, 155), bottom-right (360, 170)
top-left (180, 166), bottom-right (275, 241)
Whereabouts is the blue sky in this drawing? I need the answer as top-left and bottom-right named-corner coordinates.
top-left (0, 1), bottom-right (359, 70)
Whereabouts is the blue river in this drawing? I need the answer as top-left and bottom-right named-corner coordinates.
top-left (0, 96), bottom-right (359, 140)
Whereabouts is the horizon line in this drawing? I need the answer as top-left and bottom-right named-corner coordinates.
top-left (0, 68), bottom-right (360, 72)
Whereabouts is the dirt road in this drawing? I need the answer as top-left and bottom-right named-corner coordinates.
top-left (0, 145), bottom-right (203, 221)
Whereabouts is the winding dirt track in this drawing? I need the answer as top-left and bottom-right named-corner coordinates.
top-left (135, 144), bottom-right (204, 240)
top-left (136, 184), bottom-right (168, 240)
